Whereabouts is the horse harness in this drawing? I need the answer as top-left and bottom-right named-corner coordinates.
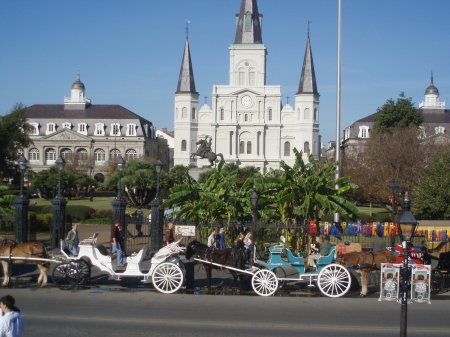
top-left (1, 239), bottom-right (44, 263)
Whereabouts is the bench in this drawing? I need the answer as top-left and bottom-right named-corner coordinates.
top-left (317, 246), bottom-right (336, 271)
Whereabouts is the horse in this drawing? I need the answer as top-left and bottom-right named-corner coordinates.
top-left (185, 240), bottom-right (247, 292)
top-left (190, 138), bottom-right (224, 167)
top-left (336, 250), bottom-right (397, 296)
top-left (0, 239), bottom-right (49, 287)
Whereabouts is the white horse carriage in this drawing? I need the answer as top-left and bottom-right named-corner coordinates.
top-left (53, 233), bottom-right (186, 294)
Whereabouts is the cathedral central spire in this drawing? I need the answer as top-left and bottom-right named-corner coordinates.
top-left (234, 0), bottom-right (263, 44)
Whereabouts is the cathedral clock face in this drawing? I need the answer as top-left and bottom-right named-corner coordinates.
top-left (241, 95), bottom-right (253, 108)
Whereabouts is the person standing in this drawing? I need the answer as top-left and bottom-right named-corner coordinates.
top-left (111, 220), bottom-right (125, 266)
top-left (65, 223), bottom-right (80, 256)
top-left (372, 230), bottom-right (387, 253)
top-left (207, 229), bottom-right (217, 248)
top-left (88, 186), bottom-right (95, 202)
top-left (164, 220), bottom-right (175, 246)
top-left (0, 295), bottom-right (24, 337)
top-left (216, 227), bottom-right (226, 249)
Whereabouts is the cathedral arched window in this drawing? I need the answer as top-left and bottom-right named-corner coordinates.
top-left (94, 149), bottom-right (106, 163)
top-left (244, 12), bottom-right (253, 32)
top-left (182, 107), bottom-right (187, 119)
top-left (110, 149), bottom-right (121, 160)
top-left (60, 148), bottom-right (72, 160)
top-left (314, 108), bottom-right (318, 121)
top-left (304, 141), bottom-right (310, 154)
top-left (220, 108), bottom-right (224, 121)
top-left (247, 141), bottom-right (252, 154)
top-left (45, 148), bottom-right (56, 164)
top-left (181, 140), bottom-right (187, 152)
top-left (191, 108), bottom-right (196, 120)
top-left (77, 148), bottom-right (88, 161)
top-left (284, 142), bottom-right (291, 156)
top-left (304, 108), bottom-right (310, 120)
top-left (238, 68), bottom-right (245, 86)
top-left (268, 109), bottom-right (273, 121)
top-left (249, 70), bottom-right (255, 86)
top-left (244, 114), bottom-right (248, 122)
top-left (29, 148), bottom-right (40, 161)
top-left (239, 141), bottom-right (245, 154)
top-left (125, 149), bottom-right (137, 160)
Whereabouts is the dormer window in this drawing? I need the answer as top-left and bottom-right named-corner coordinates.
top-left (126, 123), bottom-right (136, 136)
top-left (46, 123), bottom-right (56, 135)
top-left (78, 123), bottom-right (88, 135)
top-left (29, 122), bottom-right (39, 135)
top-left (95, 123), bottom-right (105, 136)
top-left (110, 123), bottom-right (121, 136)
top-left (62, 122), bottom-right (71, 129)
top-left (435, 126), bottom-right (445, 134)
top-left (358, 126), bottom-right (370, 138)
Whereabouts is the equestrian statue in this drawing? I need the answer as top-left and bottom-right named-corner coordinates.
top-left (190, 136), bottom-right (224, 167)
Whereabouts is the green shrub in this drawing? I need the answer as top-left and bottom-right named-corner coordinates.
top-left (80, 218), bottom-right (111, 225)
top-left (29, 212), bottom-right (52, 232)
top-left (93, 190), bottom-right (116, 197)
top-left (66, 205), bottom-right (95, 222)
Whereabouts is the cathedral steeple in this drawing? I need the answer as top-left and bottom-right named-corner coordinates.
top-left (234, 0), bottom-right (263, 44)
top-left (297, 33), bottom-right (318, 95)
top-left (176, 39), bottom-right (197, 94)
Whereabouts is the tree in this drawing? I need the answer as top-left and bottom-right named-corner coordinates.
top-left (0, 186), bottom-right (15, 216)
top-left (31, 167), bottom-right (97, 199)
top-left (0, 104), bottom-right (32, 179)
top-left (105, 159), bottom-right (170, 208)
top-left (373, 92), bottom-right (423, 132)
top-left (342, 127), bottom-right (441, 204)
top-left (412, 152), bottom-right (450, 219)
top-left (271, 149), bottom-right (359, 224)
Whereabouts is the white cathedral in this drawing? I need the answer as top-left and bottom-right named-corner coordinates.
top-left (173, 0), bottom-right (320, 172)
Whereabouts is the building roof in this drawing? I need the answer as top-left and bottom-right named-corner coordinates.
top-left (23, 104), bottom-right (151, 124)
top-left (234, 0), bottom-right (263, 44)
top-left (297, 35), bottom-right (318, 95)
top-left (354, 110), bottom-right (450, 125)
top-left (176, 39), bottom-right (197, 94)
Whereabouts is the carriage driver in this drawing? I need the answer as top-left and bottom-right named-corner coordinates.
top-left (307, 235), bottom-right (332, 270)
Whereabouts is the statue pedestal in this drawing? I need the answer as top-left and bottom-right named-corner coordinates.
top-left (188, 166), bottom-right (214, 181)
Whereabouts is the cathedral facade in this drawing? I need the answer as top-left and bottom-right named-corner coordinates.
top-left (173, 0), bottom-right (320, 172)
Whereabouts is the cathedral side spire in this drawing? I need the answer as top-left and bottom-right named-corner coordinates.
top-left (234, 0), bottom-right (263, 44)
top-left (176, 39), bottom-right (197, 94)
top-left (297, 33), bottom-right (318, 95)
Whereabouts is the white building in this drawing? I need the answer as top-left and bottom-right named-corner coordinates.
top-left (173, 0), bottom-right (320, 172)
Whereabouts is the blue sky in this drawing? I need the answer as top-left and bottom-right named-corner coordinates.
top-left (1, 0), bottom-right (449, 145)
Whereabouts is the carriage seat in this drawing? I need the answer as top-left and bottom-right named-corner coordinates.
top-left (317, 246), bottom-right (336, 270)
top-left (60, 240), bottom-right (73, 258)
top-left (95, 244), bottom-right (110, 257)
top-left (285, 248), bottom-right (304, 266)
top-left (80, 232), bottom-right (99, 245)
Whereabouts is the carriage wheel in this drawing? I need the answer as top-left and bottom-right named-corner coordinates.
top-left (273, 267), bottom-right (286, 289)
top-left (152, 262), bottom-right (184, 294)
top-left (317, 264), bottom-right (351, 298)
top-left (251, 269), bottom-right (279, 296)
top-left (69, 260), bottom-right (91, 285)
top-left (52, 263), bottom-right (74, 287)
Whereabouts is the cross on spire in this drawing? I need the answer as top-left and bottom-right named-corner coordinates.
top-left (186, 20), bottom-right (191, 40)
top-left (307, 21), bottom-right (312, 38)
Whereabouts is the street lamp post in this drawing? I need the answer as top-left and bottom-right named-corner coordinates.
top-left (151, 160), bottom-right (163, 251)
top-left (112, 156), bottom-right (127, 250)
top-left (389, 180), bottom-right (399, 223)
top-left (51, 156), bottom-right (67, 249)
top-left (15, 154), bottom-right (29, 243)
top-left (250, 186), bottom-right (259, 241)
top-left (396, 192), bottom-right (418, 337)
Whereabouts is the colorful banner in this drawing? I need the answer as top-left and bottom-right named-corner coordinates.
top-left (379, 263), bottom-right (401, 302)
top-left (411, 264), bottom-right (431, 304)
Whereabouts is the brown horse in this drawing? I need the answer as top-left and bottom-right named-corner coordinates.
top-left (0, 240), bottom-right (49, 287)
top-left (336, 250), bottom-right (397, 296)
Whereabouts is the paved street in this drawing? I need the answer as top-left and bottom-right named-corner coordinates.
top-left (2, 285), bottom-right (449, 337)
